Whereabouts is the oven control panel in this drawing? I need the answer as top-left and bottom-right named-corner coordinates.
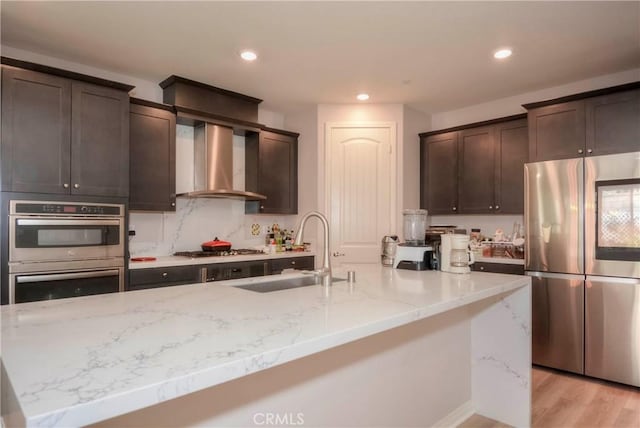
top-left (11, 201), bottom-right (123, 216)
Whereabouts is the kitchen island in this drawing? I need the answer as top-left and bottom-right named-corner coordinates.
top-left (1, 265), bottom-right (531, 427)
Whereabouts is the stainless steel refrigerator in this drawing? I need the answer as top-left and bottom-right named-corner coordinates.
top-left (525, 152), bottom-right (640, 387)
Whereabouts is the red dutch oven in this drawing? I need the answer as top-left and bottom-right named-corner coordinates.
top-left (201, 237), bottom-right (232, 252)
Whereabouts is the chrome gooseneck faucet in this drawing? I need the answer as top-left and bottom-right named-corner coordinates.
top-left (294, 211), bottom-right (332, 287)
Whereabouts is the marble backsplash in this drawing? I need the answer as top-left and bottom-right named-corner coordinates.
top-left (129, 198), bottom-right (296, 256)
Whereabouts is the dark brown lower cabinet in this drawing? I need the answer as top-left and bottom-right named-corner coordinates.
top-left (129, 265), bottom-right (203, 291)
top-left (471, 262), bottom-right (524, 275)
top-left (269, 256), bottom-right (315, 274)
top-left (129, 99), bottom-right (176, 211)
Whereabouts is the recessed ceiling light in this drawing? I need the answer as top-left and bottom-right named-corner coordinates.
top-left (240, 50), bottom-right (257, 61)
top-left (493, 48), bottom-right (512, 59)
top-left (356, 93), bottom-right (370, 101)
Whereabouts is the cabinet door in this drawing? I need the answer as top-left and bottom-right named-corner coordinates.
top-left (586, 89), bottom-right (640, 156)
top-left (253, 131), bottom-right (298, 214)
top-left (495, 119), bottom-right (528, 214)
top-left (1, 67), bottom-right (71, 194)
top-left (420, 132), bottom-right (458, 215)
top-left (128, 265), bottom-right (202, 290)
top-left (129, 103), bottom-right (176, 211)
top-left (71, 82), bottom-right (129, 197)
top-left (458, 126), bottom-right (495, 214)
top-left (528, 100), bottom-right (585, 162)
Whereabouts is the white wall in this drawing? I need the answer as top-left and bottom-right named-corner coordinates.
top-left (402, 105), bottom-right (430, 211)
top-left (1, 44), bottom-right (162, 101)
top-left (430, 67), bottom-right (640, 130)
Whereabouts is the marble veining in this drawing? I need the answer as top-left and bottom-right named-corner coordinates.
top-left (1, 265), bottom-right (529, 427)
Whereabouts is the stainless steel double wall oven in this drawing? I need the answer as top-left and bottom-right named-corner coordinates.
top-left (4, 198), bottom-right (125, 304)
top-left (525, 151), bottom-right (640, 387)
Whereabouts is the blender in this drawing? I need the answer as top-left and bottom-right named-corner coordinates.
top-left (393, 209), bottom-right (435, 270)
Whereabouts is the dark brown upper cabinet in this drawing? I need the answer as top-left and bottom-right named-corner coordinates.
top-left (585, 89), bottom-right (640, 156)
top-left (1, 60), bottom-right (132, 197)
top-left (129, 100), bottom-right (176, 211)
top-left (71, 82), bottom-right (129, 197)
top-left (527, 100), bottom-right (585, 162)
top-left (525, 84), bottom-right (640, 162)
top-left (420, 131), bottom-right (459, 215)
top-left (420, 115), bottom-right (528, 215)
top-left (458, 126), bottom-right (496, 214)
top-left (1, 67), bottom-right (72, 194)
top-left (245, 128), bottom-right (299, 215)
top-left (494, 119), bottom-right (528, 214)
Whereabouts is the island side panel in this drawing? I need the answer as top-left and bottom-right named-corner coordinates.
top-left (471, 283), bottom-right (532, 427)
top-left (90, 306), bottom-right (474, 428)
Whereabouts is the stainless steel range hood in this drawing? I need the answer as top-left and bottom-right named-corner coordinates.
top-left (178, 123), bottom-right (266, 200)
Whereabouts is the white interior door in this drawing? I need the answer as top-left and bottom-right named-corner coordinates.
top-left (326, 122), bottom-right (396, 265)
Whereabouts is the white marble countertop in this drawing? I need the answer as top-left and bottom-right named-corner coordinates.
top-left (474, 256), bottom-right (525, 265)
top-left (1, 265), bottom-right (529, 427)
top-left (129, 251), bottom-right (315, 270)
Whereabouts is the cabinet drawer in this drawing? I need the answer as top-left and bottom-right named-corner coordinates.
top-left (129, 266), bottom-right (203, 290)
top-left (472, 262), bottom-right (524, 275)
top-left (269, 256), bottom-right (314, 274)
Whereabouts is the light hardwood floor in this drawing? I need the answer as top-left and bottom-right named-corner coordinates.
top-left (459, 366), bottom-right (640, 428)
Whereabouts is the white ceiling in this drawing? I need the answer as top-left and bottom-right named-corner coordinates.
top-left (2, 1), bottom-right (639, 115)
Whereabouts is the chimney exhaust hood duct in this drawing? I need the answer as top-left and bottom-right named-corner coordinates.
top-left (178, 123), bottom-right (266, 200)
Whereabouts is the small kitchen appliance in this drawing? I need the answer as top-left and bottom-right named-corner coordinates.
top-left (381, 235), bottom-right (398, 266)
top-left (425, 226), bottom-right (467, 270)
top-left (393, 209), bottom-right (434, 270)
top-left (440, 234), bottom-right (474, 274)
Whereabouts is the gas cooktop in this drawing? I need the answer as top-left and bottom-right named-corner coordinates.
top-left (174, 249), bottom-right (266, 258)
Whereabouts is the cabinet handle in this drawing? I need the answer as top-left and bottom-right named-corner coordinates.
top-left (162, 272), bottom-right (168, 278)
top-left (480, 266), bottom-right (485, 271)
top-left (587, 149), bottom-right (593, 154)
top-left (73, 184), bottom-right (80, 189)
top-left (489, 205), bottom-right (493, 210)
top-left (291, 261), bottom-right (296, 265)
top-left (63, 183), bottom-right (69, 189)
top-left (170, 202), bottom-right (176, 207)
top-left (452, 206), bottom-right (457, 211)
top-left (260, 205), bottom-right (265, 210)
top-left (495, 205), bottom-right (500, 210)
top-left (578, 149), bottom-right (584, 154)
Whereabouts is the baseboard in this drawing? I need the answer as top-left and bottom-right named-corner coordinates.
top-left (431, 401), bottom-right (475, 427)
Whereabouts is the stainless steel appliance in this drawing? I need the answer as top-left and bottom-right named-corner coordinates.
top-left (394, 210), bottom-right (434, 270)
top-left (7, 200), bottom-right (125, 304)
top-left (441, 234), bottom-right (474, 274)
top-left (525, 152), bottom-right (640, 386)
top-left (380, 235), bottom-right (398, 266)
top-left (425, 226), bottom-right (467, 271)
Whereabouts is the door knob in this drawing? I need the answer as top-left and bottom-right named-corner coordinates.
top-left (333, 252), bottom-right (345, 257)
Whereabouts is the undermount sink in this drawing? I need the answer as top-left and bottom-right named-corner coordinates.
top-left (235, 275), bottom-right (346, 293)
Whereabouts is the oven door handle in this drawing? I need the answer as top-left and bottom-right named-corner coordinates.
top-left (16, 269), bottom-right (121, 284)
top-left (16, 218), bottom-right (121, 226)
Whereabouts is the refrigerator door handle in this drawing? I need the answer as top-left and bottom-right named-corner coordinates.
top-left (586, 275), bottom-right (640, 285)
top-left (527, 271), bottom-right (585, 281)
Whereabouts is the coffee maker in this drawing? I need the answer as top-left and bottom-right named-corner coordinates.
top-left (424, 226), bottom-right (467, 270)
top-left (394, 209), bottom-right (435, 270)
top-left (440, 234), bottom-right (475, 274)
